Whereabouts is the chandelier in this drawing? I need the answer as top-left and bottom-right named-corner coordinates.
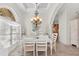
top-left (31, 3), bottom-right (42, 28)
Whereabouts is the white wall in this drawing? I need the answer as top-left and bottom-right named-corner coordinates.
top-left (67, 4), bottom-right (79, 46)
top-left (58, 3), bottom-right (79, 45)
top-left (58, 7), bottom-right (70, 45)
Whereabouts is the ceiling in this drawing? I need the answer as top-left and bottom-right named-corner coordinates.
top-left (23, 3), bottom-right (48, 9)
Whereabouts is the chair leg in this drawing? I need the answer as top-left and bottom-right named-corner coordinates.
top-left (24, 51), bottom-right (26, 56)
top-left (45, 50), bottom-right (47, 56)
top-left (50, 46), bottom-right (52, 56)
top-left (45, 46), bottom-right (47, 56)
top-left (50, 42), bottom-right (52, 56)
top-left (54, 43), bottom-right (56, 52)
top-left (54, 46), bottom-right (56, 52)
top-left (33, 51), bottom-right (35, 56)
top-left (36, 51), bottom-right (38, 56)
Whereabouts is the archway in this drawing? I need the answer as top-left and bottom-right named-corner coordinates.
top-left (0, 6), bottom-right (19, 22)
top-left (48, 3), bottom-right (64, 37)
top-left (0, 8), bottom-right (15, 21)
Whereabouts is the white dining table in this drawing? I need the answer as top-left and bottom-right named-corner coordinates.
top-left (22, 35), bottom-right (53, 55)
top-left (22, 35), bottom-right (52, 43)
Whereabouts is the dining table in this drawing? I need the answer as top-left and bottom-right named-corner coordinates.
top-left (22, 34), bottom-right (53, 55)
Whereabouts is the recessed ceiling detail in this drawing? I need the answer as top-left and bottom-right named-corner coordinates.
top-left (23, 3), bottom-right (48, 9)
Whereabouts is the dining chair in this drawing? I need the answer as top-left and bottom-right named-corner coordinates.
top-left (23, 41), bottom-right (35, 56)
top-left (50, 33), bottom-right (58, 55)
top-left (52, 33), bottom-right (58, 52)
top-left (36, 39), bottom-right (47, 56)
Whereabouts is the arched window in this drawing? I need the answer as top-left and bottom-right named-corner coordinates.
top-left (0, 8), bottom-right (15, 21)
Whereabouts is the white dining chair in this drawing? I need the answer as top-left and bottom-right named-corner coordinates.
top-left (23, 40), bottom-right (35, 56)
top-left (36, 39), bottom-right (47, 56)
top-left (52, 33), bottom-right (58, 52)
top-left (50, 33), bottom-right (58, 55)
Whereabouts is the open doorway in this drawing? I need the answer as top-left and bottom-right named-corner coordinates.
top-left (52, 15), bottom-right (59, 41)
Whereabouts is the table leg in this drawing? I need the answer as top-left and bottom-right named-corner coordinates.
top-left (50, 43), bottom-right (52, 56)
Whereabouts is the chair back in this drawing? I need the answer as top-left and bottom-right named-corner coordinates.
top-left (52, 33), bottom-right (58, 42)
top-left (23, 37), bottom-right (35, 51)
top-left (36, 37), bottom-right (47, 51)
